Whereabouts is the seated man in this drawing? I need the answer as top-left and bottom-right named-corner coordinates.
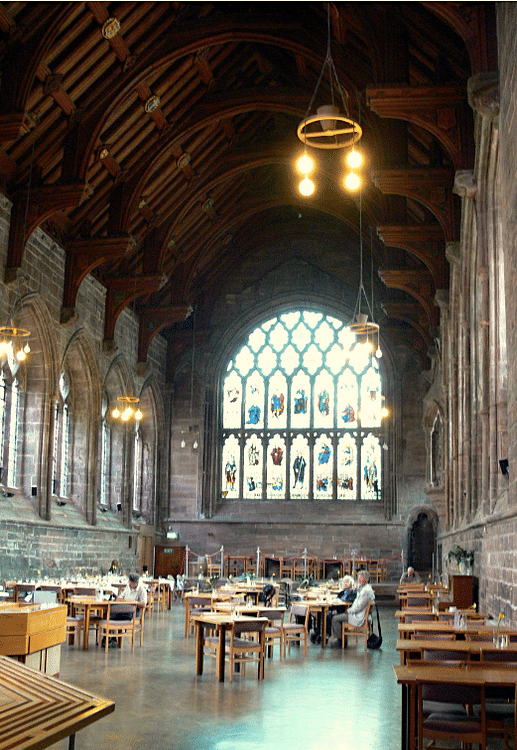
top-left (328, 570), bottom-right (375, 648)
top-left (103, 572), bottom-right (148, 648)
top-left (399, 566), bottom-right (421, 584)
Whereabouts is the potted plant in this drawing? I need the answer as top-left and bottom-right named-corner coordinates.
top-left (447, 545), bottom-right (474, 574)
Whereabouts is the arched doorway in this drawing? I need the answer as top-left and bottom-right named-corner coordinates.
top-left (407, 509), bottom-right (437, 575)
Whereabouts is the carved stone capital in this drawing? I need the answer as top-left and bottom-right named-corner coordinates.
top-left (454, 170), bottom-right (477, 199)
top-left (445, 242), bottom-right (461, 267)
top-left (467, 71), bottom-right (499, 120)
top-left (434, 289), bottom-right (449, 313)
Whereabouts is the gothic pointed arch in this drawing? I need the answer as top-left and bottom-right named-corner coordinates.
top-left (60, 329), bottom-right (102, 524)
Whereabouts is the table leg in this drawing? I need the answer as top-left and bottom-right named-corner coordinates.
top-left (321, 607), bottom-right (327, 648)
top-left (216, 624), bottom-right (226, 682)
top-left (82, 605), bottom-right (91, 651)
top-left (195, 621), bottom-right (204, 676)
top-left (68, 733), bottom-right (76, 750)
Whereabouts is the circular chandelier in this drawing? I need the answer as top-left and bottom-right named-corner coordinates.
top-left (0, 325), bottom-right (31, 362)
top-left (295, 8), bottom-right (364, 196)
top-left (111, 395), bottom-right (143, 422)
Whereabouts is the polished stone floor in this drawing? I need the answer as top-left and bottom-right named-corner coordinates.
top-left (49, 602), bottom-right (401, 750)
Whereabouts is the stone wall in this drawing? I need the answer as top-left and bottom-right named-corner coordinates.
top-left (0, 195), bottom-right (166, 578)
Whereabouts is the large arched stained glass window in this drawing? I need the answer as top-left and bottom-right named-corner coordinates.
top-left (221, 310), bottom-right (385, 501)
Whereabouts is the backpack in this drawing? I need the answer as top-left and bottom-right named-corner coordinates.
top-left (258, 584), bottom-right (275, 605)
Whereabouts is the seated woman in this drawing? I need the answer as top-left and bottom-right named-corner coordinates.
top-left (310, 575), bottom-right (357, 644)
top-left (328, 570), bottom-right (375, 648)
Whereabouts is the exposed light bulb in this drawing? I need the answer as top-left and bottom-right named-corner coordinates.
top-left (344, 171), bottom-right (361, 191)
top-left (23, 343), bottom-right (30, 353)
top-left (299, 175), bottom-right (315, 196)
top-left (346, 148), bottom-right (363, 169)
top-left (193, 439), bottom-right (199, 450)
top-left (16, 349), bottom-right (26, 362)
top-left (112, 407), bottom-right (120, 418)
top-left (135, 409), bottom-right (143, 421)
top-left (381, 407), bottom-right (389, 418)
top-left (375, 347), bottom-right (383, 359)
top-left (180, 438), bottom-right (186, 449)
top-left (0, 341), bottom-right (7, 356)
top-left (121, 407), bottom-right (132, 421)
top-left (296, 152), bottom-right (314, 175)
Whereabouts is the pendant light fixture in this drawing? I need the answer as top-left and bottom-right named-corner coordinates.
top-left (295, 5), bottom-right (363, 196)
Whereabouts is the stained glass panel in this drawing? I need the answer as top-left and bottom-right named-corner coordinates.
top-left (291, 434), bottom-right (309, 499)
top-left (223, 370), bottom-right (242, 428)
top-left (245, 371), bottom-right (264, 428)
top-left (337, 434), bottom-right (356, 500)
top-left (244, 435), bottom-right (263, 499)
top-left (267, 371), bottom-right (287, 429)
top-left (314, 371), bottom-right (333, 428)
top-left (291, 370), bottom-right (310, 428)
top-left (362, 433), bottom-right (381, 500)
top-left (360, 367), bottom-right (382, 427)
top-left (222, 435), bottom-right (240, 498)
top-left (314, 434), bottom-right (333, 498)
top-left (337, 369), bottom-right (358, 427)
top-left (267, 434), bottom-right (286, 499)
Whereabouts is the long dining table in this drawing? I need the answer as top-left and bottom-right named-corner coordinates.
top-left (397, 619), bottom-right (515, 640)
top-left (191, 611), bottom-right (267, 682)
top-left (394, 662), bottom-right (517, 750)
top-left (66, 596), bottom-right (110, 650)
top-left (396, 637), bottom-right (517, 664)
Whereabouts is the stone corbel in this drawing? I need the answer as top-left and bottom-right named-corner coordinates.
top-left (454, 170), bottom-right (477, 200)
top-left (467, 71), bottom-right (499, 121)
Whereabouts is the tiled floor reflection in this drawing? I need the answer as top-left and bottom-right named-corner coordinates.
top-left (50, 603), bottom-right (403, 750)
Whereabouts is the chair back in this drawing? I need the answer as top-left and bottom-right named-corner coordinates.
top-left (232, 617), bottom-right (267, 637)
top-left (74, 586), bottom-right (97, 596)
top-left (33, 590), bottom-right (58, 604)
top-left (107, 601), bottom-right (137, 618)
top-left (289, 603), bottom-right (309, 624)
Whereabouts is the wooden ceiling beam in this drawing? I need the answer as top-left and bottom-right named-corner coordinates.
top-left (372, 167), bottom-right (457, 241)
top-left (378, 268), bottom-right (439, 327)
top-left (377, 224), bottom-right (447, 286)
top-left (137, 304), bottom-right (191, 363)
top-left (367, 84), bottom-right (473, 170)
top-left (381, 301), bottom-right (433, 347)
top-left (61, 234), bottom-right (134, 323)
top-left (103, 273), bottom-right (164, 346)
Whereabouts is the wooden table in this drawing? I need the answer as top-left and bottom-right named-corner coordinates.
top-left (67, 596), bottom-right (109, 651)
top-left (305, 597), bottom-right (348, 647)
top-left (396, 637), bottom-right (517, 664)
top-left (0, 653), bottom-right (114, 749)
top-left (192, 612), bottom-right (267, 682)
top-left (395, 608), bottom-right (487, 623)
top-left (398, 620), bottom-right (513, 639)
top-left (394, 662), bottom-right (517, 750)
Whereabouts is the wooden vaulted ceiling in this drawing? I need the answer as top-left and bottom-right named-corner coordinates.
top-left (0, 2), bottom-right (496, 371)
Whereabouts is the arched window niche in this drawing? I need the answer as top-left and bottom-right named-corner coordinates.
top-left (220, 309), bottom-right (386, 502)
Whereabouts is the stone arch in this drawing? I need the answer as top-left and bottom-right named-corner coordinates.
top-left (13, 293), bottom-right (59, 519)
top-left (136, 377), bottom-right (163, 525)
top-left (60, 329), bottom-right (102, 524)
top-left (102, 356), bottom-right (137, 527)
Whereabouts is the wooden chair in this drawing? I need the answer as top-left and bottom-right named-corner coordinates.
top-left (13, 583), bottom-right (36, 602)
top-left (283, 603), bottom-right (310, 656)
top-left (97, 601), bottom-right (138, 652)
top-left (417, 680), bottom-right (486, 750)
top-left (133, 607), bottom-right (145, 647)
top-left (341, 601), bottom-right (373, 650)
top-left (204, 617), bottom-right (268, 682)
top-left (264, 609), bottom-right (285, 659)
top-left (66, 616), bottom-right (83, 648)
top-left (184, 595), bottom-right (211, 637)
top-left (152, 581), bottom-right (167, 613)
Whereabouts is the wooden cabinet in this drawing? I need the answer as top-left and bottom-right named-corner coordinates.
top-left (0, 604), bottom-right (66, 675)
top-left (451, 575), bottom-right (478, 609)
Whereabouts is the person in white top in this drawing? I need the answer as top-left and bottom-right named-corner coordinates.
top-left (328, 570), bottom-right (375, 647)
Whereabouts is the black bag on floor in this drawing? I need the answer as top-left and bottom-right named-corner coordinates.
top-left (367, 604), bottom-right (383, 649)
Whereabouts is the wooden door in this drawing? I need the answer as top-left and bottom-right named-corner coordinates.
top-left (154, 546), bottom-right (185, 578)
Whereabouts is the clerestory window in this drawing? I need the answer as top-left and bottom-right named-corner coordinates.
top-left (221, 310), bottom-right (385, 501)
